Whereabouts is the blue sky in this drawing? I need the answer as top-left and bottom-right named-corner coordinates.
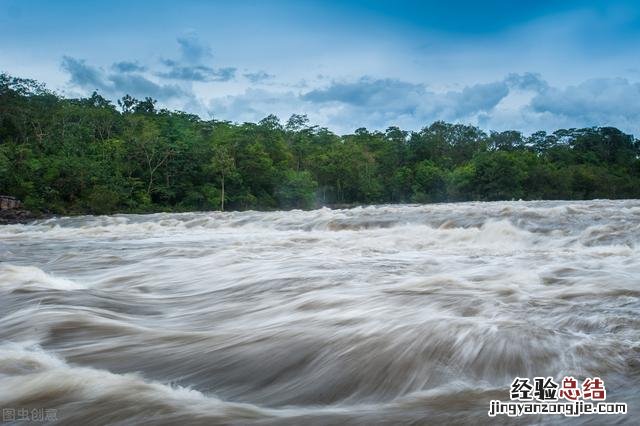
top-left (2, 0), bottom-right (640, 134)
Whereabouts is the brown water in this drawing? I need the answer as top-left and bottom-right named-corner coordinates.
top-left (0, 200), bottom-right (638, 425)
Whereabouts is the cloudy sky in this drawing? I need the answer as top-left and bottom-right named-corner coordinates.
top-left (2, 0), bottom-right (640, 134)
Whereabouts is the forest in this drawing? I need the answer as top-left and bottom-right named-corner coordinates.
top-left (1, 73), bottom-right (639, 215)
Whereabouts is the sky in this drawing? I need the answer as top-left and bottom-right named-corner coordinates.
top-left (2, 0), bottom-right (640, 135)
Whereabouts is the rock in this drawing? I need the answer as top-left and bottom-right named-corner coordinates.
top-left (0, 195), bottom-right (22, 210)
top-left (0, 209), bottom-right (49, 225)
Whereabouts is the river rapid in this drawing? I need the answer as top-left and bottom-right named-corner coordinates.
top-left (1, 200), bottom-right (638, 425)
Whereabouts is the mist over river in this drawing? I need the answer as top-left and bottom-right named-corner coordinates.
top-left (1, 200), bottom-right (639, 425)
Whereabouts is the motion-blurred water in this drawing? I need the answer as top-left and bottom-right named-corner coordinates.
top-left (1, 200), bottom-right (638, 425)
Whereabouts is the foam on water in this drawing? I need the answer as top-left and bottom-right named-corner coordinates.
top-left (0, 265), bottom-right (86, 292)
top-left (0, 200), bottom-right (638, 424)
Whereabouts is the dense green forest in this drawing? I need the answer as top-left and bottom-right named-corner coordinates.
top-left (1, 73), bottom-right (639, 215)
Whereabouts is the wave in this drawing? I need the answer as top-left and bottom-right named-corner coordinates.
top-left (1, 199), bottom-right (638, 236)
top-left (0, 265), bottom-right (86, 292)
top-left (0, 343), bottom-right (275, 426)
top-left (1, 200), bottom-right (639, 424)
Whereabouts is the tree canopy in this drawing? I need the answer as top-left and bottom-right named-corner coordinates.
top-left (1, 73), bottom-right (639, 215)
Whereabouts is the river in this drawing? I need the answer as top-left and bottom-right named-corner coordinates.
top-left (1, 200), bottom-right (638, 425)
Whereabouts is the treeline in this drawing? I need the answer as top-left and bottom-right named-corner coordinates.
top-left (1, 73), bottom-right (639, 215)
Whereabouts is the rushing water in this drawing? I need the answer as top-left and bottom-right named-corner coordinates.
top-left (0, 200), bottom-right (638, 425)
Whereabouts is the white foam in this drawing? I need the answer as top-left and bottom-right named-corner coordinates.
top-left (0, 265), bottom-right (86, 291)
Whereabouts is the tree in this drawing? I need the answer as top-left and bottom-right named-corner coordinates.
top-left (134, 97), bottom-right (157, 114)
top-left (412, 160), bottom-right (447, 202)
top-left (117, 95), bottom-right (138, 114)
top-left (472, 151), bottom-right (530, 200)
top-left (210, 144), bottom-right (235, 211)
top-left (276, 170), bottom-right (317, 209)
top-left (124, 116), bottom-right (173, 202)
top-left (2, 71), bottom-right (639, 215)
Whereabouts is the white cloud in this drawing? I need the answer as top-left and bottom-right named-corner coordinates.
top-left (61, 56), bottom-right (186, 101)
top-left (207, 73), bottom-right (640, 135)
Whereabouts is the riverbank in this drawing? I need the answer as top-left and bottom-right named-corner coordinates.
top-left (0, 209), bottom-right (51, 225)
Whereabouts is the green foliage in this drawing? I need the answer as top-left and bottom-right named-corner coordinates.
top-left (448, 164), bottom-right (476, 201)
top-left (412, 160), bottom-right (447, 203)
top-left (276, 170), bottom-right (318, 209)
top-left (472, 151), bottom-right (529, 200)
top-left (1, 72), bottom-right (639, 215)
top-left (86, 185), bottom-right (120, 215)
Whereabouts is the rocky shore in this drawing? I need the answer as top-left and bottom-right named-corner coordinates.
top-left (0, 209), bottom-right (50, 225)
